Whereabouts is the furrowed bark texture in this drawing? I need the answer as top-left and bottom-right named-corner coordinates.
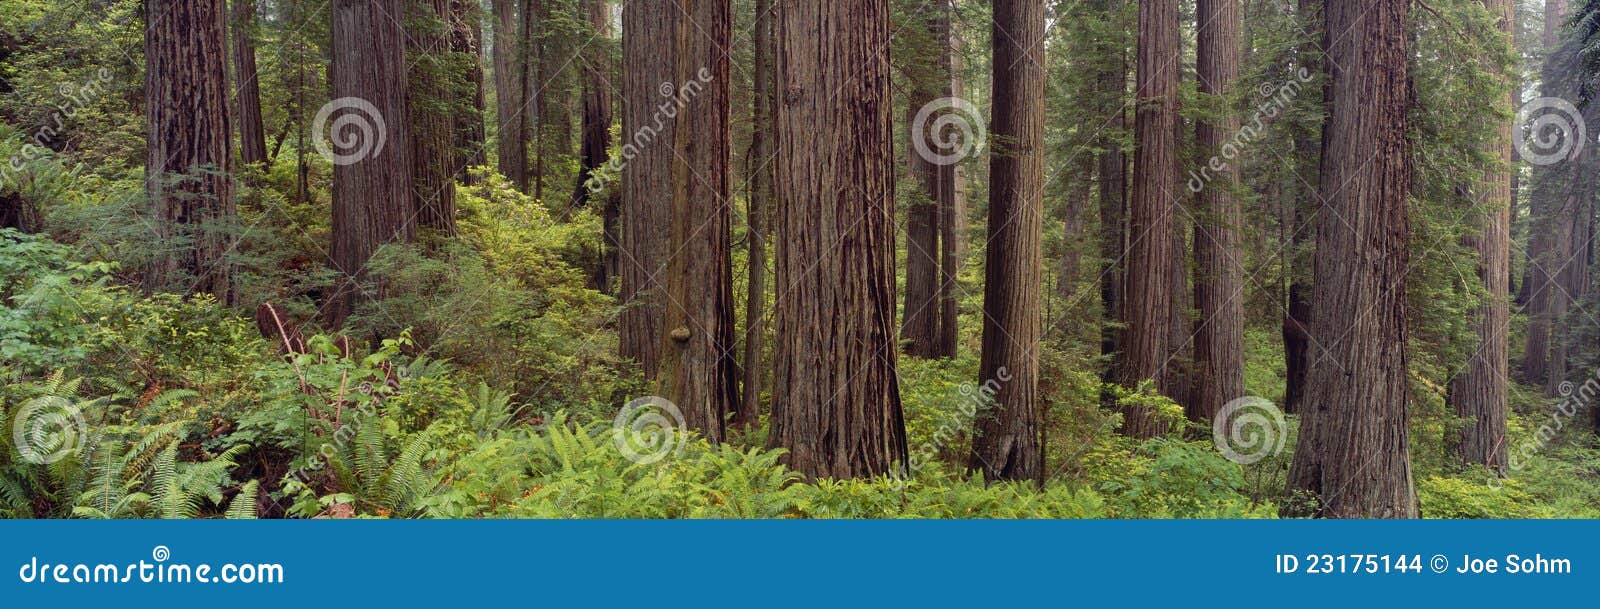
top-left (769, 0), bottom-right (908, 480)
top-left (231, 0), bottom-right (267, 167)
top-left (970, 0), bottom-right (1045, 483)
top-left (491, 0), bottom-right (528, 189)
top-left (1285, 0), bottom-right (1417, 519)
top-left (411, 0), bottom-right (459, 236)
top-left (1113, 0), bottom-right (1178, 438)
top-left (1191, 0), bottom-right (1245, 423)
top-left (618, 0), bottom-right (674, 379)
top-left (145, 0), bottom-right (235, 301)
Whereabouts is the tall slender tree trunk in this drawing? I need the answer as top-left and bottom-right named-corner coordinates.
top-left (935, 0), bottom-right (963, 358)
top-left (1094, 0), bottom-right (1129, 363)
top-left (737, 0), bottom-right (776, 430)
top-left (1191, 0), bottom-right (1245, 423)
top-left (491, 0), bottom-right (528, 189)
top-left (969, 0), bottom-right (1045, 483)
top-left (1282, 0), bottom-right (1324, 415)
top-left (769, 0), bottom-right (907, 480)
top-left (574, 0), bottom-right (614, 290)
top-left (410, 0), bottom-right (459, 236)
top-left (1522, 0), bottom-right (1575, 387)
top-left (1285, 0), bottom-right (1417, 519)
top-left (901, 0), bottom-right (944, 358)
top-left (326, 0), bottom-right (414, 328)
top-left (658, 0), bottom-right (738, 443)
top-left (231, 0), bottom-right (266, 167)
top-left (144, 0), bottom-right (234, 302)
top-left (1446, 0), bottom-right (1513, 472)
top-left (451, 0), bottom-right (488, 178)
top-left (1113, 0), bottom-right (1178, 438)
top-left (618, 0), bottom-right (674, 380)
top-left (534, 0), bottom-right (574, 202)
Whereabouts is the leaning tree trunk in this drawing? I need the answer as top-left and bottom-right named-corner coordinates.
top-left (769, 0), bottom-right (908, 480)
top-left (491, 0), bottom-right (527, 189)
top-left (1113, 0), bottom-right (1178, 438)
top-left (737, 0), bottom-right (776, 430)
top-left (451, 0), bottom-right (488, 178)
top-left (1190, 0), bottom-right (1245, 423)
top-left (574, 0), bottom-right (614, 290)
top-left (657, 0), bottom-right (738, 443)
top-left (410, 0), bottom-right (459, 236)
top-left (969, 0), bottom-right (1045, 483)
top-left (325, 0), bottom-right (414, 328)
top-left (145, 0), bottom-right (234, 302)
top-left (1446, 0), bottom-right (1513, 473)
top-left (1285, 0), bottom-right (1417, 519)
top-left (231, 0), bottom-right (266, 167)
top-left (618, 0), bottom-right (675, 380)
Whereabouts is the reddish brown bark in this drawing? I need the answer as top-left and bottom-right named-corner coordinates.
top-left (737, 0), bottom-right (776, 430)
top-left (410, 0), bottom-right (459, 236)
top-left (618, 0), bottom-right (674, 379)
top-left (491, 0), bottom-right (528, 189)
top-left (326, 0), bottom-right (414, 328)
top-left (1113, 0), bottom-right (1178, 438)
top-left (769, 0), bottom-right (907, 479)
top-left (1285, 0), bottom-right (1417, 518)
top-left (657, 0), bottom-right (738, 443)
top-left (231, 0), bottom-right (266, 167)
top-left (451, 0), bottom-right (488, 177)
top-left (144, 0), bottom-right (235, 301)
top-left (1191, 0), bottom-right (1245, 423)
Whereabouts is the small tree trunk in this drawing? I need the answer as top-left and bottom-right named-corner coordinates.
top-left (491, 0), bottom-right (527, 189)
top-left (935, 0), bottom-right (963, 358)
top-left (574, 0), bottom-right (614, 290)
top-left (736, 0), bottom-right (776, 430)
top-left (231, 0), bottom-right (267, 167)
top-left (451, 0), bottom-right (488, 178)
top-left (410, 0), bottom-right (459, 236)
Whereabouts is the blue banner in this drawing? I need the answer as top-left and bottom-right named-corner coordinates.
top-left (0, 520), bottom-right (1590, 606)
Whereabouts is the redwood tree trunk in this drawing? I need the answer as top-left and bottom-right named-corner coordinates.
top-left (1446, 0), bottom-right (1513, 472)
top-left (574, 0), bottom-right (614, 289)
top-left (144, 0), bottom-right (235, 301)
top-left (1113, 0), bottom-right (1178, 438)
top-left (657, 0), bottom-right (738, 443)
top-left (969, 0), bottom-right (1045, 483)
top-left (935, 0), bottom-right (962, 358)
top-left (1285, 0), bottom-right (1417, 519)
top-left (231, 0), bottom-right (266, 167)
top-left (769, 0), bottom-right (907, 480)
top-left (491, 0), bottom-right (528, 189)
top-left (1190, 0), bottom-right (1244, 423)
top-left (451, 0), bottom-right (488, 177)
top-left (410, 0), bottom-right (459, 236)
top-left (901, 3), bottom-right (943, 358)
top-left (326, 0), bottom-right (414, 328)
top-left (618, 0), bottom-right (674, 379)
top-left (737, 0), bottom-right (776, 430)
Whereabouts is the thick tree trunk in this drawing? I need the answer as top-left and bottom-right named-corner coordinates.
top-left (769, 0), bottom-right (907, 480)
top-left (1113, 0), bottom-right (1178, 438)
top-left (144, 0), bottom-right (235, 301)
top-left (410, 0), bottom-right (459, 236)
top-left (533, 0), bottom-right (574, 202)
top-left (451, 0), bottom-right (488, 178)
top-left (231, 0), bottom-right (266, 167)
top-left (657, 0), bottom-right (738, 443)
top-left (491, 0), bottom-right (528, 189)
top-left (574, 0), bottom-right (614, 289)
top-left (737, 0), bottom-right (776, 430)
top-left (326, 0), bottom-right (414, 328)
top-left (618, 0), bottom-right (674, 380)
top-left (935, 0), bottom-right (962, 358)
top-left (969, 0), bottom-right (1045, 483)
top-left (1190, 0), bottom-right (1245, 424)
top-left (1285, 0), bottom-right (1417, 519)
top-left (1446, 0), bottom-right (1513, 472)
